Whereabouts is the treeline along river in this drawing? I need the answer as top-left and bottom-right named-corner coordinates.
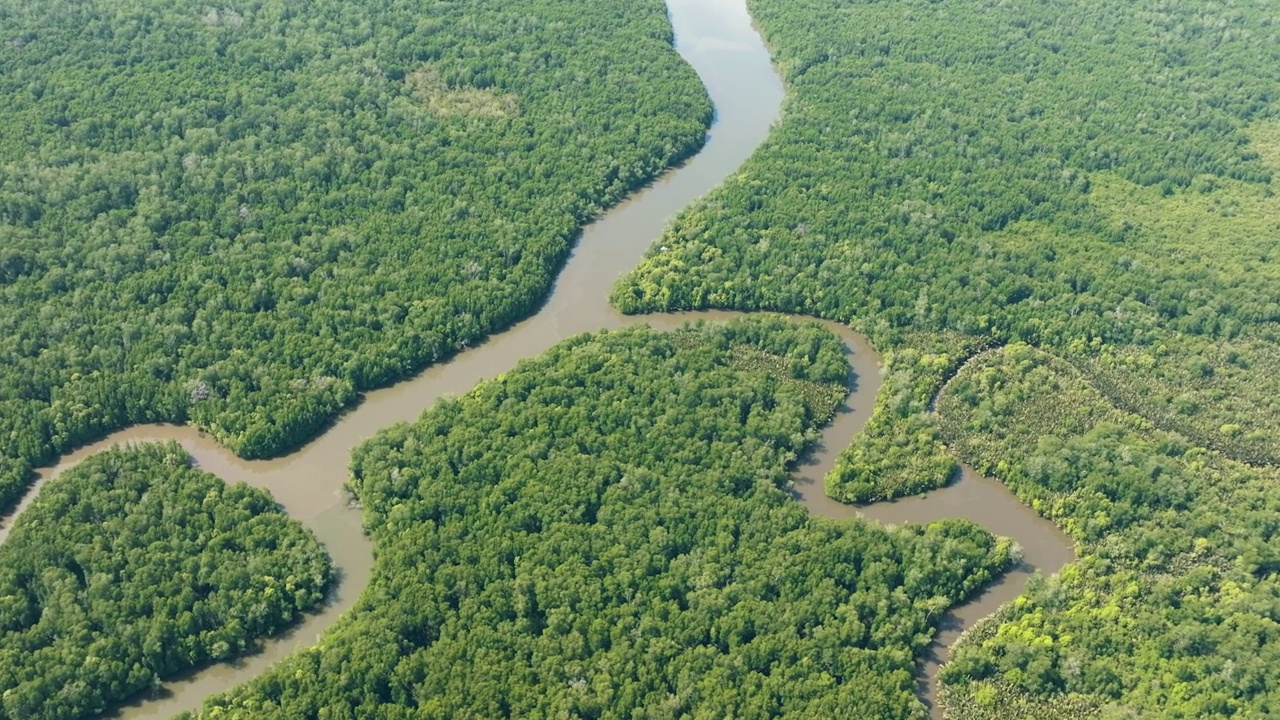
top-left (0, 0), bottom-right (1073, 717)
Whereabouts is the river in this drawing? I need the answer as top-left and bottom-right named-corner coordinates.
top-left (0, 0), bottom-right (1074, 718)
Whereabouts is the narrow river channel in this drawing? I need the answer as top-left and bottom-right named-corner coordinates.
top-left (0, 0), bottom-right (1074, 717)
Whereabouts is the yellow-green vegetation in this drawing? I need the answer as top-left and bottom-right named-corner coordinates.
top-left (1090, 123), bottom-right (1280, 288)
top-left (186, 318), bottom-right (1011, 719)
top-left (728, 344), bottom-right (848, 413)
top-left (939, 607), bottom-right (1103, 720)
top-left (0, 443), bottom-right (332, 719)
top-left (826, 332), bottom-right (987, 503)
top-left (937, 345), bottom-right (1280, 718)
top-left (0, 0), bottom-right (711, 512)
top-left (10, 0), bottom-right (1280, 713)
top-left (405, 65), bottom-right (517, 119)
top-left (603, 2), bottom-right (1280, 712)
top-left (612, 0), bottom-right (1280, 501)
top-left (1075, 330), bottom-right (1280, 467)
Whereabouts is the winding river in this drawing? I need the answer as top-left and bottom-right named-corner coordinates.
top-left (0, 0), bottom-right (1075, 718)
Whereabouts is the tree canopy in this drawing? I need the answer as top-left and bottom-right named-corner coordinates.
top-left (8, 0), bottom-right (1280, 715)
top-left (604, 0), bottom-right (1280, 715)
top-left (186, 318), bottom-right (1010, 719)
top-left (937, 345), bottom-right (1280, 719)
top-left (612, 0), bottom-right (1280, 499)
top-left (0, 443), bottom-right (332, 719)
top-left (0, 0), bottom-right (711, 510)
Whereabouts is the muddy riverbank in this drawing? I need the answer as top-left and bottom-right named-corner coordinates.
top-left (1, 1), bottom-right (1073, 717)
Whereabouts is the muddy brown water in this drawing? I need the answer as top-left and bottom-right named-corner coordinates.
top-left (0, 0), bottom-right (1074, 717)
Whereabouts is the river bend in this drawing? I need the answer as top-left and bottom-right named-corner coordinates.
top-left (0, 1), bottom-right (1074, 717)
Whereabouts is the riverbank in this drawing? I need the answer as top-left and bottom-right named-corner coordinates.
top-left (2, 1), bottom-right (1072, 718)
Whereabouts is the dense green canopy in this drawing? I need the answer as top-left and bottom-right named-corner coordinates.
top-left (613, 0), bottom-right (1280, 497)
top-left (606, 0), bottom-right (1280, 716)
top-left (0, 0), bottom-right (710, 510)
top-left (0, 443), bottom-right (332, 719)
top-left (7, 0), bottom-right (1280, 715)
top-left (187, 318), bottom-right (1010, 719)
top-left (937, 346), bottom-right (1280, 719)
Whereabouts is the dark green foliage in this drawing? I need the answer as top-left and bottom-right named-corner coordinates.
top-left (190, 318), bottom-right (1010, 719)
top-left (0, 443), bottom-right (333, 719)
top-left (612, 0), bottom-right (1280, 491)
top-left (0, 0), bottom-right (711, 510)
top-left (618, 0), bottom-right (1280, 339)
top-left (937, 346), bottom-right (1280, 719)
top-left (601, 2), bottom-right (1280, 711)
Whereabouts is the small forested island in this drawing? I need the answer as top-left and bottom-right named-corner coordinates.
top-left (0, 0), bottom-right (710, 510)
top-left (613, 0), bottom-right (1280, 716)
top-left (4, 0), bottom-right (1280, 716)
top-left (185, 318), bottom-right (1010, 718)
top-left (0, 443), bottom-right (332, 719)
top-left (620, 0), bottom-right (1280, 493)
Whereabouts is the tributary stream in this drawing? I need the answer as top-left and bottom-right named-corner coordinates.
top-left (0, 1), bottom-right (1074, 717)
